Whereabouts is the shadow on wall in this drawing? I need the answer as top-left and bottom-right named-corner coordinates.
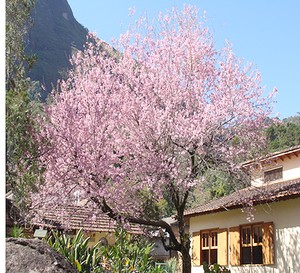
top-left (231, 228), bottom-right (299, 273)
top-left (276, 227), bottom-right (299, 273)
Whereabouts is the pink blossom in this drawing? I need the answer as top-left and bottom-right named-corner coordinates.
top-left (33, 6), bottom-right (275, 225)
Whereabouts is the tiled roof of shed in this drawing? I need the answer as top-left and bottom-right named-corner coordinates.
top-left (184, 178), bottom-right (300, 217)
top-left (33, 205), bottom-right (144, 234)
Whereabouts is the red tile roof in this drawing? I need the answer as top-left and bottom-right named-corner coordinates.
top-left (33, 205), bottom-right (144, 234)
top-left (184, 178), bottom-right (300, 217)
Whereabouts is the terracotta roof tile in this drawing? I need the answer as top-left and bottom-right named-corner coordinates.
top-left (33, 205), bottom-right (144, 234)
top-left (184, 178), bottom-right (300, 217)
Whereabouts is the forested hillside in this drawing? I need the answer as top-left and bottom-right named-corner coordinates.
top-left (267, 114), bottom-right (300, 152)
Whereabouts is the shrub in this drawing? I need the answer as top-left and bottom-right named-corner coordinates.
top-left (203, 262), bottom-right (231, 273)
top-left (165, 257), bottom-right (179, 273)
top-left (47, 228), bottom-right (102, 272)
top-left (47, 227), bottom-right (164, 273)
top-left (98, 227), bottom-right (163, 273)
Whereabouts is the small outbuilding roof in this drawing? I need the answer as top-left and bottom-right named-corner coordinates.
top-left (184, 178), bottom-right (300, 217)
top-left (33, 205), bottom-right (144, 234)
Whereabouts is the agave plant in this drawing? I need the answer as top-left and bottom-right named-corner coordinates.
top-left (165, 257), bottom-right (178, 273)
top-left (47, 228), bottom-right (102, 272)
top-left (7, 225), bottom-right (25, 238)
top-left (48, 227), bottom-right (165, 273)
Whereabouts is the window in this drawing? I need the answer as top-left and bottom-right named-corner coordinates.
top-left (241, 224), bottom-right (263, 264)
top-left (264, 167), bottom-right (282, 182)
top-left (229, 222), bottom-right (274, 266)
top-left (192, 229), bottom-right (227, 266)
top-left (201, 230), bottom-right (218, 265)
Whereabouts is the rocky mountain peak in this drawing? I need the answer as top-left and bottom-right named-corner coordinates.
top-left (26, 0), bottom-right (88, 100)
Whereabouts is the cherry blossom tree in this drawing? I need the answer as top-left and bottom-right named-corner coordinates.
top-left (33, 6), bottom-right (276, 273)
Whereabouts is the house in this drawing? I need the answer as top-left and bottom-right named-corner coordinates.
top-left (153, 216), bottom-right (179, 261)
top-left (32, 203), bottom-right (172, 261)
top-left (32, 205), bottom-right (143, 246)
top-left (185, 145), bottom-right (300, 273)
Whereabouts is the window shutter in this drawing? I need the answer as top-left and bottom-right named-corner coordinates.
top-left (192, 231), bottom-right (201, 266)
top-left (229, 226), bottom-right (241, 266)
top-left (262, 222), bottom-right (274, 265)
top-left (217, 229), bottom-right (228, 265)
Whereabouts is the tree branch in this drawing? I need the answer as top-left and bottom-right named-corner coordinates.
top-left (92, 196), bottom-right (182, 251)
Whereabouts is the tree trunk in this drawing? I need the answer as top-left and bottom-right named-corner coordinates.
top-left (176, 212), bottom-right (192, 273)
top-left (181, 246), bottom-right (192, 273)
top-left (97, 196), bottom-right (192, 272)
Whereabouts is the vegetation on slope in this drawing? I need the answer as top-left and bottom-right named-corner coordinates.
top-left (6, 0), bottom-right (44, 217)
top-left (267, 114), bottom-right (300, 152)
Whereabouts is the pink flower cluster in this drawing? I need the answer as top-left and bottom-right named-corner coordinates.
top-left (33, 6), bottom-right (276, 220)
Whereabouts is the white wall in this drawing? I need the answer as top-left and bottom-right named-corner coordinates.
top-left (252, 155), bottom-right (300, 186)
top-left (190, 198), bottom-right (300, 273)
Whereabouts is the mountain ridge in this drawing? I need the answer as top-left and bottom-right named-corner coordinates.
top-left (26, 0), bottom-right (88, 100)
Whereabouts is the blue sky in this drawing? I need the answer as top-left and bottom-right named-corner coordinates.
top-left (67, 0), bottom-right (300, 119)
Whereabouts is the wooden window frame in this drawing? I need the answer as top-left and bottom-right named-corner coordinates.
top-left (229, 222), bottom-right (274, 266)
top-left (192, 228), bottom-right (228, 267)
top-left (200, 229), bottom-right (219, 265)
top-left (241, 223), bottom-right (263, 265)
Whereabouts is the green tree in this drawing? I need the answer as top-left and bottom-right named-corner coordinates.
top-left (6, 0), bottom-right (36, 90)
top-left (203, 170), bottom-right (236, 199)
top-left (266, 115), bottom-right (300, 152)
top-left (6, 0), bottom-right (43, 218)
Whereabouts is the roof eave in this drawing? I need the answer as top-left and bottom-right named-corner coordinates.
top-left (185, 193), bottom-right (300, 219)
